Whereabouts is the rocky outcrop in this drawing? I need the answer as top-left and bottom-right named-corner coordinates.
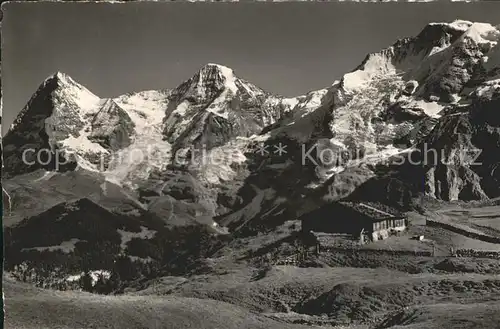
top-left (88, 99), bottom-right (135, 151)
top-left (380, 101), bottom-right (429, 123)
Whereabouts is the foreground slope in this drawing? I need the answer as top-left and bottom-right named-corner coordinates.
top-left (3, 276), bottom-right (318, 329)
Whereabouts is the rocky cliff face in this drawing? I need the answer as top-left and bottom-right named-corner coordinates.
top-left (3, 73), bottom-right (84, 176)
top-left (384, 22), bottom-right (500, 202)
top-left (281, 21), bottom-right (500, 204)
top-left (418, 78), bottom-right (500, 201)
top-left (88, 99), bottom-right (135, 152)
top-left (2, 73), bottom-right (137, 176)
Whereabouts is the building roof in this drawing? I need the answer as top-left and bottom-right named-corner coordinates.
top-left (299, 200), bottom-right (405, 224)
top-left (337, 201), bottom-right (403, 221)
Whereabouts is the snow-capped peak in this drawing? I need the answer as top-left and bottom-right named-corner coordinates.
top-left (43, 71), bottom-right (102, 113)
top-left (460, 22), bottom-right (500, 46)
top-left (53, 71), bottom-right (72, 81)
top-left (428, 20), bottom-right (473, 33)
top-left (203, 62), bottom-right (234, 74)
top-left (427, 20), bottom-right (500, 45)
top-left (49, 71), bottom-right (85, 91)
top-left (195, 63), bottom-right (238, 93)
top-left (338, 20), bottom-right (500, 94)
top-left (204, 62), bottom-right (233, 72)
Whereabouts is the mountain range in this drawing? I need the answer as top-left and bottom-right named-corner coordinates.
top-left (3, 19), bottom-right (500, 290)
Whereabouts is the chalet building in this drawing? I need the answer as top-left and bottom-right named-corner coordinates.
top-left (301, 201), bottom-right (407, 241)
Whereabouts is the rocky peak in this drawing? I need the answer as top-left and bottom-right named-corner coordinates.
top-left (2, 72), bottom-right (93, 177)
top-left (9, 72), bottom-right (81, 130)
top-left (415, 20), bottom-right (472, 50)
top-left (52, 71), bottom-right (77, 86)
top-left (339, 21), bottom-right (499, 95)
top-left (168, 63), bottom-right (267, 106)
top-left (169, 63), bottom-right (239, 104)
top-left (88, 99), bottom-right (135, 153)
top-left (197, 63), bottom-right (238, 91)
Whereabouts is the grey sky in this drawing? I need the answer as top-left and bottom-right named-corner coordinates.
top-left (2, 2), bottom-right (500, 131)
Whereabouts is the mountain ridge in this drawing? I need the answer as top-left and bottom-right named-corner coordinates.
top-left (3, 20), bottom-right (500, 235)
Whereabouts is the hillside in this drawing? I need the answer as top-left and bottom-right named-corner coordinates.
top-left (3, 276), bottom-right (319, 329)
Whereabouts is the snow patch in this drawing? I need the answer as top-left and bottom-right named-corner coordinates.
top-left (407, 99), bottom-right (446, 118)
top-left (128, 255), bottom-right (154, 263)
top-left (291, 89), bottom-right (329, 119)
top-left (172, 100), bottom-right (190, 117)
top-left (190, 139), bottom-right (249, 185)
top-left (60, 132), bottom-right (109, 154)
top-left (108, 90), bottom-right (171, 188)
top-left (216, 64), bottom-right (238, 93)
top-left (474, 78), bottom-right (500, 99)
top-left (249, 132), bottom-right (272, 143)
top-left (238, 79), bottom-right (260, 98)
top-left (281, 97), bottom-right (300, 110)
top-left (223, 186), bottom-right (277, 232)
top-left (44, 79), bottom-right (105, 157)
top-left (205, 89), bottom-right (231, 119)
top-left (342, 52), bottom-right (397, 91)
top-left (483, 37), bottom-right (500, 73)
top-left (34, 171), bottom-right (57, 182)
top-left (428, 44), bottom-right (449, 57)
top-left (53, 72), bottom-right (102, 111)
top-left (65, 270), bottom-right (111, 286)
top-left (359, 145), bottom-right (413, 165)
top-left (100, 181), bottom-right (108, 196)
top-left (89, 270), bottom-right (111, 285)
top-left (461, 22), bottom-right (500, 46)
top-left (260, 196), bottom-right (288, 218)
top-left (22, 238), bottom-right (82, 254)
top-left (66, 273), bottom-right (83, 282)
top-left (429, 20), bottom-right (472, 33)
top-left (2, 187), bottom-right (12, 216)
top-left (114, 90), bottom-right (167, 133)
top-left (117, 226), bottom-right (156, 252)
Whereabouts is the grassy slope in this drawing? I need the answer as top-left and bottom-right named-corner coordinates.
top-left (3, 277), bottom-right (318, 329)
top-left (3, 170), bottom-right (143, 227)
top-left (377, 302), bottom-right (500, 329)
top-left (131, 264), bottom-right (500, 327)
